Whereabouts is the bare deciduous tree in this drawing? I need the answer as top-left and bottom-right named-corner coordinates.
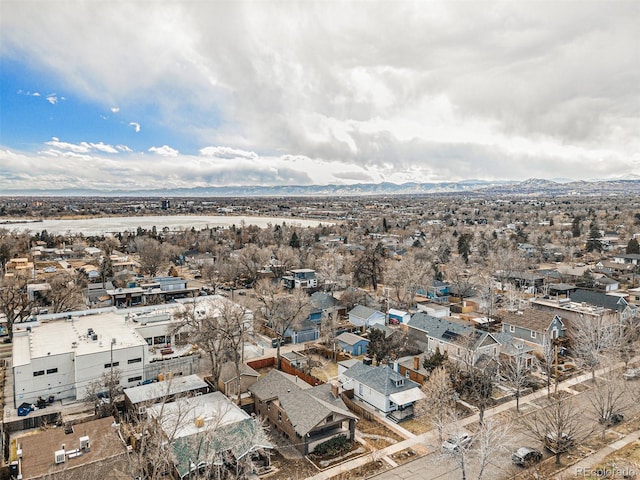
top-left (0, 272), bottom-right (34, 341)
top-left (176, 299), bottom-right (234, 388)
top-left (352, 242), bottom-right (386, 292)
top-left (500, 350), bottom-right (531, 412)
top-left (588, 373), bottom-right (631, 440)
top-left (255, 279), bottom-right (310, 369)
top-left (570, 315), bottom-right (620, 382)
top-left (384, 251), bottom-right (433, 309)
top-left (472, 417), bottom-right (512, 480)
top-left (83, 369), bottom-right (122, 419)
top-left (135, 237), bottom-right (167, 277)
top-left (520, 396), bottom-right (590, 465)
top-left (46, 273), bottom-right (86, 313)
top-left (417, 365), bottom-right (457, 444)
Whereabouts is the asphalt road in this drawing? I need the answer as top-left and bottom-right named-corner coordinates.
top-left (369, 371), bottom-right (640, 480)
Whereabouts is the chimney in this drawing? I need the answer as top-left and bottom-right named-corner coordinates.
top-left (330, 383), bottom-right (339, 399)
top-left (413, 356), bottom-right (420, 370)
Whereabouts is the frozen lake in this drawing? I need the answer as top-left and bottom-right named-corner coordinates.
top-left (0, 215), bottom-right (330, 236)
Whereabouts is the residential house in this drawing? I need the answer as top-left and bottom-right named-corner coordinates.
top-left (406, 313), bottom-right (500, 367)
top-left (348, 305), bottom-right (385, 329)
top-left (341, 362), bottom-right (425, 421)
top-left (310, 291), bottom-right (346, 322)
top-left (282, 268), bottom-right (318, 290)
top-left (249, 370), bottom-right (358, 455)
top-left (147, 392), bottom-right (272, 479)
top-left (532, 289), bottom-right (637, 324)
top-left (336, 332), bottom-right (370, 356)
top-left (500, 310), bottom-right (566, 352)
top-left (611, 254), bottom-right (640, 266)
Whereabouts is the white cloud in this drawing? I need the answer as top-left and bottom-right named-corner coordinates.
top-left (43, 138), bottom-right (125, 155)
top-left (149, 145), bottom-right (179, 157)
top-left (199, 146), bottom-right (258, 160)
top-left (111, 107), bottom-right (120, 113)
top-left (46, 94), bottom-right (58, 105)
top-left (1, 1), bottom-right (639, 185)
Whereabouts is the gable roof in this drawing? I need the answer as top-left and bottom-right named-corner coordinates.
top-left (336, 331), bottom-right (369, 346)
top-left (219, 362), bottom-right (259, 384)
top-left (248, 369), bottom-right (311, 401)
top-left (501, 309), bottom-right (564, 333)
top-left (570, 289), bottom-right (628, 311)
top-left (348, 305), bottom-right (382, 320)
top-left (310, 291), bottom-right (339, 309)
top-left (249, 370), bottom-right (356, 437)
top-left (279, 384), bottom-right (357, 437)
top-left (407, 313), bottom-right (498, 350)
top-left (343, 362), bottom-right (420, 396)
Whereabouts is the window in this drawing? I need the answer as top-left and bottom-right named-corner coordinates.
top-left (145, 338), bottom-right (152, 346)
top-left (33, 370), bottom-right (45, 377)
top-left (128, 358), bottom-right (142, 364)
top-left (359, 384), bottom-right (364, 396)
top-left (128, 376), bottom-right (142, 383)
top-left (509, 325), bottom-right (515, 333)
top-left (396, 379), bottom-right (404, 387)
top-left (46, 368), bottom-right (58, 374)
top-left (531, 331), bottom-right (537, 339)
top-left (405, 370), bottom-right (410, 378)
top-left (278, 411), bottom-right (282, 422)
top-left (104, 362), bottom-right (119, 368)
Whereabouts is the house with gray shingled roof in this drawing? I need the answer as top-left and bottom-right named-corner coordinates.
top-left (407, 313), bottom-right (500, 367)
top-left (348, 305), bottom-right (385, 328)
top-left (342, 362), bottom-right (425, 422)
top-left (500, 310), bottom-right (566, 352)
top-left (249, 370), bottom-right (357, 454)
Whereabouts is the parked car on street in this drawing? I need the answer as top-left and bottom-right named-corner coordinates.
top-left (442, 433), bottom-right (472, 453)
top-left (512, 447), bottom-right (543, 466)
top-left (599, 412), bottom-right (624, 426)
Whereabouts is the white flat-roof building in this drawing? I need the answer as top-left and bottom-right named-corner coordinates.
top-left (12, 296), bottom-right (250, 406)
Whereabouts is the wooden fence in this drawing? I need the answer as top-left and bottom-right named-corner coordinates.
top-left (341, 389), bottom-right (375, 421)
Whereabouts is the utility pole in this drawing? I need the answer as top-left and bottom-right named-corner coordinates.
top-left (554, 343), bottom-right (559, 396)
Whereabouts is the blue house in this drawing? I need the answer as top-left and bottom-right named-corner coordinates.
top-left (336, 332), bottom-right (370, 356)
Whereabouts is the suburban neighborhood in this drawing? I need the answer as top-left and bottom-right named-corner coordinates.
top-left (1, 192), bottom-right (640, 479)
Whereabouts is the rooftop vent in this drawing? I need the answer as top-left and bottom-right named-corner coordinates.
top-left (54, 450), bottom-right (66, 464)
top-left (79, 436), bottom-right (90, 451)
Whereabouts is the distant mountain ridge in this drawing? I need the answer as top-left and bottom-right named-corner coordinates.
top-left (3, 178), bottom-right (640, 197)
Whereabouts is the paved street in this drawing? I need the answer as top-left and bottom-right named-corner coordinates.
top-left (307, 363), bottom-right (640, 480)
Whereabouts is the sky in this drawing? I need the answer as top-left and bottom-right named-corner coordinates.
top-left (1, 1), bottom-right (639, 192)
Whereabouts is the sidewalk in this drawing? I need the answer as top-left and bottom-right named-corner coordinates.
top-left (554, 429), bottom-right (640, 479)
